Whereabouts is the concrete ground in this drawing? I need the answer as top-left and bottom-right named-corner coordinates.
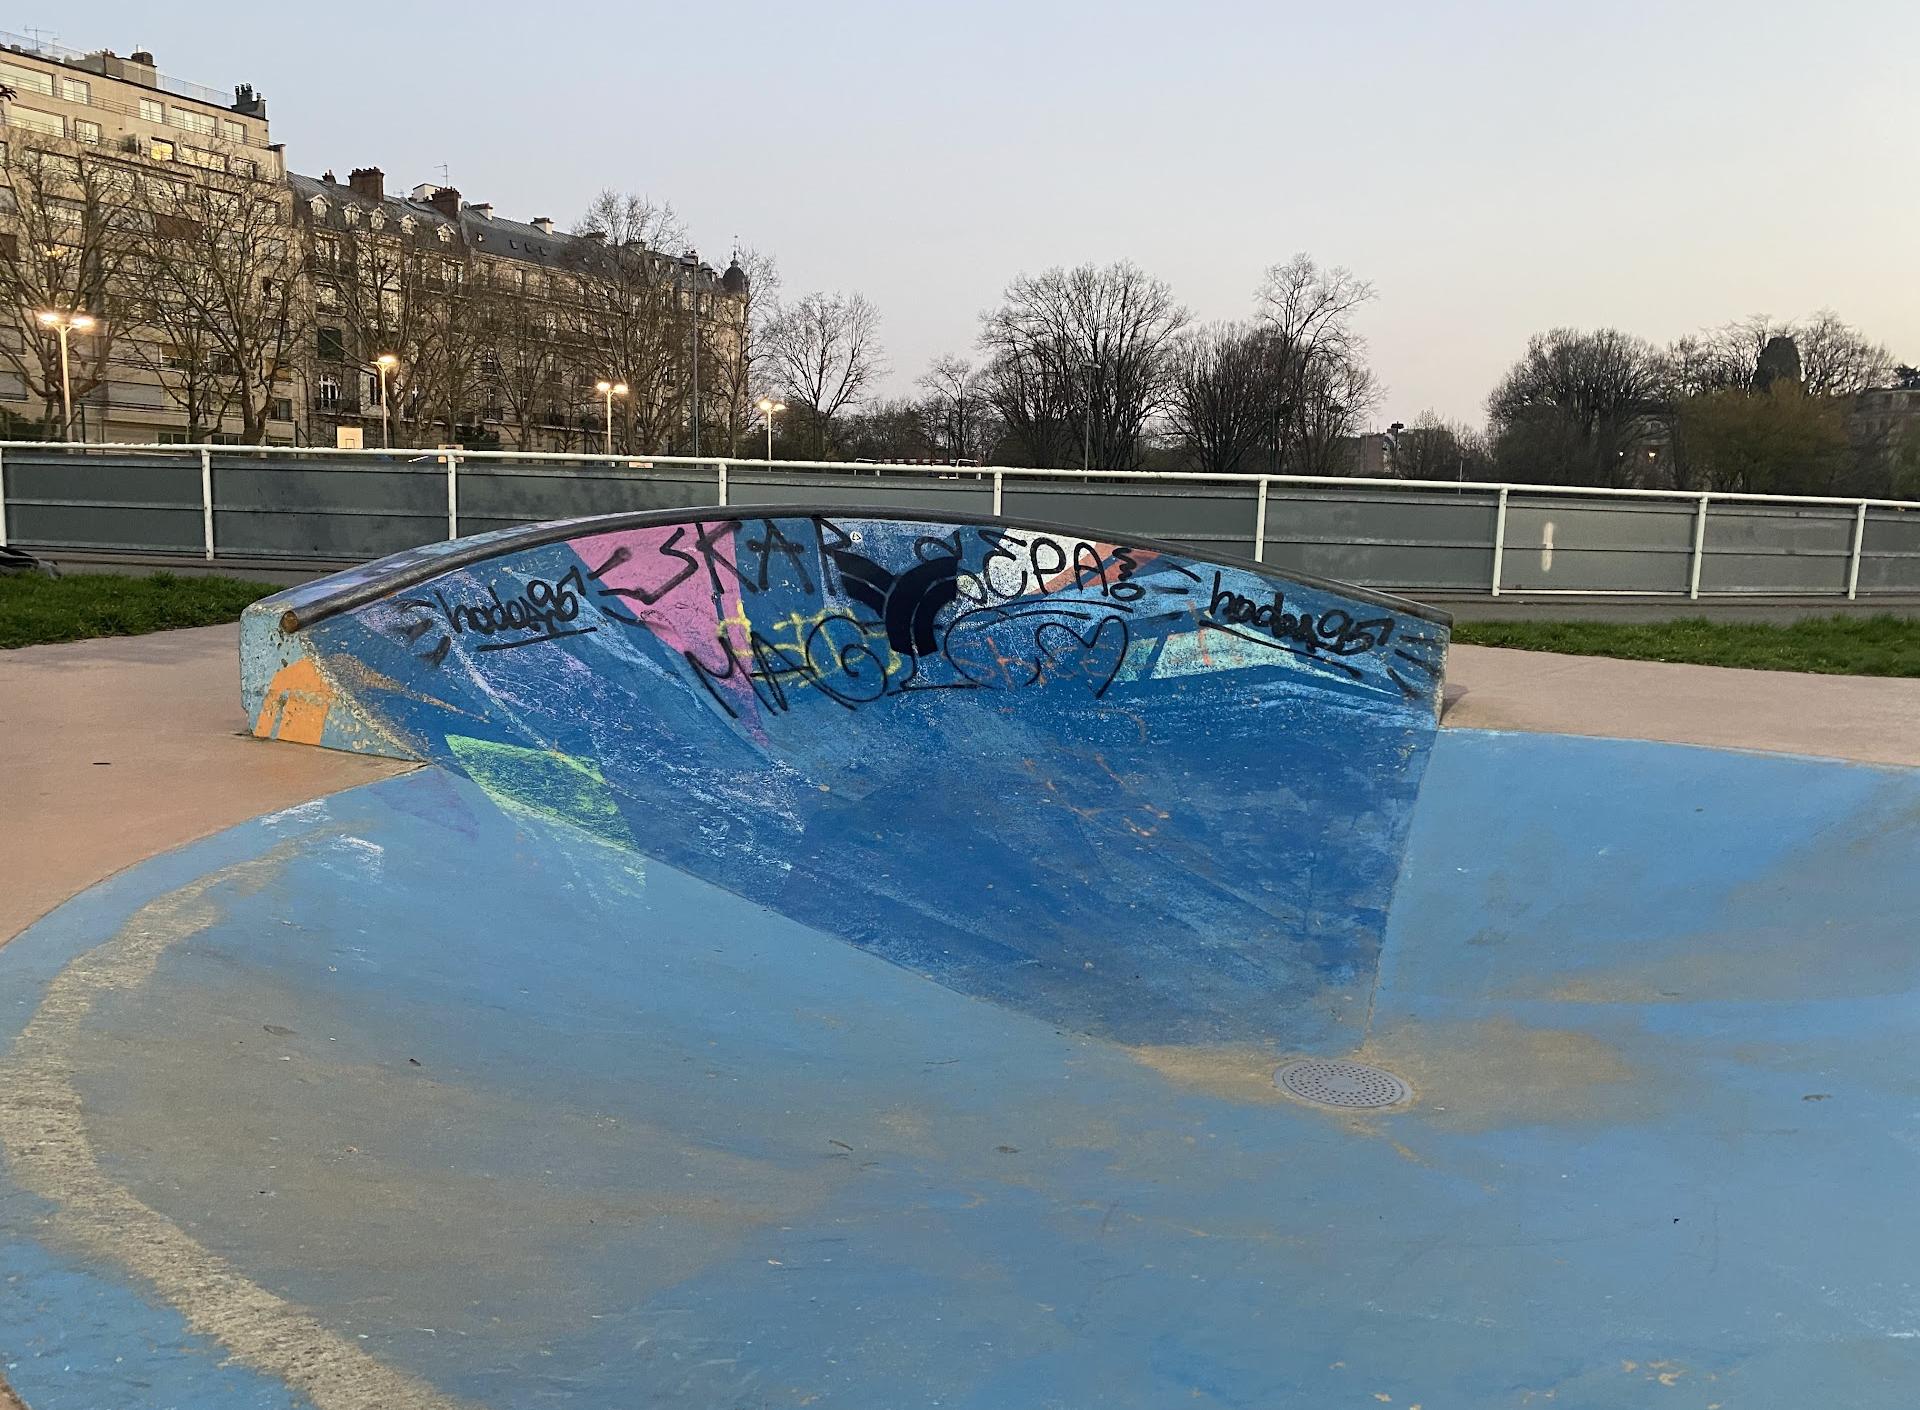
top-left (0, 624), bottom-right (408, 946)
top-left (1443, 641), bottom-right (1920, 768)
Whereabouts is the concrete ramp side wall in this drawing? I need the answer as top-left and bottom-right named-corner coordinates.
top-left (239, 508), bottom-right (1451, 1047)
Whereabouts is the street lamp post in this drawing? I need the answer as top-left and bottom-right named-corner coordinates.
top-left (373, 353), bottom-right (398, 449)
top-left (36, 310), bottom-right (96, 442)
top-left (596, 380), bottom-right (629, 456)
top-left (756, 398), bottom-right (786, 462)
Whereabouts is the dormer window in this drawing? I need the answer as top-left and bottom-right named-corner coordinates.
top-left (368, 209), bottom-right (386, 231)
top-left (435, 226), bottom-right (451, 244)
top-left (307, 195), bottom-right (328, 218)
top-left (399, 215), bottom-right (416, 235)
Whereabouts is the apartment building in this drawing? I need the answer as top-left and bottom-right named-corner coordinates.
top-left (292, 166), bottom-right (747, 453)
top-left (0, 32), bottom-right (292, 442)
top-left (0, 33), bottom-right (749, 451)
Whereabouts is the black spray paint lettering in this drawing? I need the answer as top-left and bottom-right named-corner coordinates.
top-left (394, 566), bottom-right (598, 663)
top-left (1205, 572), bottom-right (1394, 657)
top-left (438, 566), bottom-right (590, 640)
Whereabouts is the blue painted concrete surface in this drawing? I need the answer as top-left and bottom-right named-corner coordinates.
top-left (3, 731), bottom-right (1917, 1407)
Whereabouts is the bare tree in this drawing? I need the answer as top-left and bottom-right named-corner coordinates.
top-left (1664, 311), bottom-right (1890, 400)
top-left (915, 354), bottom-right (997, 462)
top-left (0, 141), bottom-right (137, 435)
top-left (322, 208), bottom-right (477, 444)
top-left (1795, 309), bottom-right (1891, 397)
top-left (471, 261), bottom-right (583, 450)
top-left (1253, 254), bottom-right (1379, 473)
top-left (1167, 323), bottom-right (1277, 474)
top-left (765, 291), bottom-right (884, 457)
top-left (130, 170), bottom-right (308, 442)
top-left (570, 191), bottom-right (686, 452)
top-left (1389, 411), bottom-right (1491, 481)
top-left (977, 261), bottom-right (1188, 470)
top-left (1487, 328), bottom-right (1664, 486)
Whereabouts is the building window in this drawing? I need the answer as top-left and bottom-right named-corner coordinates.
top-left (232, 157), bottom-right (258, 179)
top-left (179, 145), bottom-right (226, 172)
top-left (342, 206), bottom-right (360, 226)
top-left (72, 119), bottom-right (101, 145)
top-left (221, 119), bottom-right (245, 143)
top-left (313, 234), bottom-right (342, 270)
top-left (171, 107), bottom-right (217, 137)
top-left (270, 397), bottom-right (293, 422)
top-left (0, 62), bottom-right (53, 97)
top-left (315, 281), bottom-right (340, 310)
top-left (6, 106), bottom-right (63, 137)
top-left (139, 98), bottom-right (165, 123)
top-left (317, 327), bottom-right (345, 361)
top-left (316, 375), bottom-right (341, 408)
top-left (149, 137), bottom-right (175, 162)
top-left (59, 76), bottom-right (90, 103)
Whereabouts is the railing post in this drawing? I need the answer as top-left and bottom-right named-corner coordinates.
top-left (0, 444), bottom-right (8, 549)
top-left (200, 446), bottom-right (215, 561)
top-left (991, 469), bottom-right (1003, 517)
top-left (1252, 477), bottom-right (1269, 562)
top-left (445, 452), bottom-right (459, 541)
top-left (1489, 485), bottom-right (1509, 596)
top-left (716, 460), bottom-right (729, 507)
top-left (1689, 493), bottom-right (1709, 600)
top-left (1846, 501), bottom-right (1867, 600)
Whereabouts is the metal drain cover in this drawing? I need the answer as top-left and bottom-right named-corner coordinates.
top-left (1275, 1058), bottom-right (1411, 1111)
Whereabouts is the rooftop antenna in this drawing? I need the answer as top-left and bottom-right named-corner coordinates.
top-left (22, 27), bottom-right (58, 49)
top-left (435, 162), bottom-right (450, 187)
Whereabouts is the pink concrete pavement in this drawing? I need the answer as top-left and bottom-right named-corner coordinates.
top-left (3, 625), bottom-right (1917, 947)
top-left (0, 624), bottom-right (409, 945)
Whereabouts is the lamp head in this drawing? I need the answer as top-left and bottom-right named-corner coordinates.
top-left (376, 353), bottom-right (398, 370)
top-left (612, 382), bottom-right (628, 396)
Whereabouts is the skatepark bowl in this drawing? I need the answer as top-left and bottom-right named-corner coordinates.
top-left (2, 507), bottom-right (1916, 1409)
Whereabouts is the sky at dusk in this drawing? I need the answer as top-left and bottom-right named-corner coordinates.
top-left (52, 0), bottom-right (1920, 426)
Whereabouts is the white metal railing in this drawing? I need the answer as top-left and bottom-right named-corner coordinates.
top-left (0, 439), bottom-right (1914, 601)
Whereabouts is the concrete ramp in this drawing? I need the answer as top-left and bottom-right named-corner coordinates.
top-left (240, 508), bottom-right (1449, 1048)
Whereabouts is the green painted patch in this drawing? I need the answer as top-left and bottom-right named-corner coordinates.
top-left (445, 735), bottom-right (636, 852)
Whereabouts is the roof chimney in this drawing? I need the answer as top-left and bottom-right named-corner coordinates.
top-left (532, 217), bottom-right (554, 235)
top-left (580, 230), bottom-right (605, 243)
top-left (468, 202), bottom-right (493, 220)
top-left (348, 167), bottom-right (384, 202)
top-left (427, 186), bottom-right (461, 219)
